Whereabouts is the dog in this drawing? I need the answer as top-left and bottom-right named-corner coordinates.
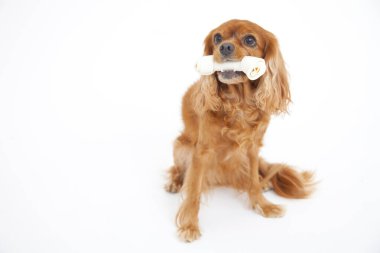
top-left (165, 19), bottom-right (314, 242)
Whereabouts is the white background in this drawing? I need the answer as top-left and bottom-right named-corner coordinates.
top-left (1, 0), bottom-right (380, 252)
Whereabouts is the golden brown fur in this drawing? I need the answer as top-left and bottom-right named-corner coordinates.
top-left (165, 19), bottom-right (314, 242)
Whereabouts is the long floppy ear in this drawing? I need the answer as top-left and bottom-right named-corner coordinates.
top-left (203, 30), bottom-right (214, 55)
top-left (254, 33), bottom-right (291, 114)
top-left (192, 31), bottom-right (222, 114)
top-left (193, 75), bottom-right (222, 114)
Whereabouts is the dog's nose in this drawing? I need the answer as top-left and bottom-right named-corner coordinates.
top-left (219, 43), bottom-right (235, 56)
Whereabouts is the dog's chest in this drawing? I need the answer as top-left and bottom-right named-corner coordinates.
top-left (221, 107), bottom-right (260, 135)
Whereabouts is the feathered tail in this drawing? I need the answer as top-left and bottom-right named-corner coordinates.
top-left (259, 158), bottom-right (315, 198)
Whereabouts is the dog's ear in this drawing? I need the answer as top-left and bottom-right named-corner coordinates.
top-left (203, 31), bottom-right (214, 55)
top-left (193, 76), bottom-right (221, 114)
top-left (254, 33), bottom-right (291, 114)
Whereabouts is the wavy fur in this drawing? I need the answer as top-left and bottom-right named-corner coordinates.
top-left (165, 19), bottom-right (315, 242)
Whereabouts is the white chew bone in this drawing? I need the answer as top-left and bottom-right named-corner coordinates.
top-left (195, 55), bottom-right (266, 81)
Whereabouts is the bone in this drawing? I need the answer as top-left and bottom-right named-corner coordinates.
top-left (195, 55), bottom-right (266, 81)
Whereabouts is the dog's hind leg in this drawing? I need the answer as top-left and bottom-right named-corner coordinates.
top-left (165, 134), bottom-right (193, 193)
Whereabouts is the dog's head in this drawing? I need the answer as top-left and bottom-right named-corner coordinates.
top-left (203, 19), bottom-right (290, 113)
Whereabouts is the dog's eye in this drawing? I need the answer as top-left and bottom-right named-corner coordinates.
top-left (214, 33), bottom-right (223, 45)
top-left (244, 35), bottom-right (256, 47)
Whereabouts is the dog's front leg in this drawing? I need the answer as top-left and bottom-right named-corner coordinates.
top-left (176, 144), bottom-right (215, 242)
top-left (248, 145), bottom-right (285, 218)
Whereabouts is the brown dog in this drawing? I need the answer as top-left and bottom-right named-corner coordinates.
top-left (165, 19), bottom-right (314, 242)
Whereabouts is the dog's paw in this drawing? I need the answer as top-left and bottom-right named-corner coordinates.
top-left (165, 166), bottom-right (183, 193)
top-left (178, 226), bottom-right (201, 242)
top-left (254, 203), bottom-right (285, 218)
top-left (164, 181), bottom-right (182, 193)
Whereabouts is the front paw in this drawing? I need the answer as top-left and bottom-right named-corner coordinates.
top-left (178, 225), bottom-right (201, 242)
top-left (254, 203), bottom-right (285, 218)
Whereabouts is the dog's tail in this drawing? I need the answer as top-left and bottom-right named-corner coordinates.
top-left (259, 158), bottom-right (315, 199)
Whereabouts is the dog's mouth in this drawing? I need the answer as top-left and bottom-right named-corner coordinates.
top-left (216, 71), bottom-right (245, 84)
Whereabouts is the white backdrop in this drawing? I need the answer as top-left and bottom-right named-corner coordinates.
top-left (1, 0), bottom-right (380, 252)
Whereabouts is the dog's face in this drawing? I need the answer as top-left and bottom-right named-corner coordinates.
top-left (203, 19), bottom-right (290, 113)
top-left (204, 20), bottom-right (269, 85)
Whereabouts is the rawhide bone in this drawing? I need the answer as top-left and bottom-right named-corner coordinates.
top-left (195, 55), bottom-right (266, 81)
